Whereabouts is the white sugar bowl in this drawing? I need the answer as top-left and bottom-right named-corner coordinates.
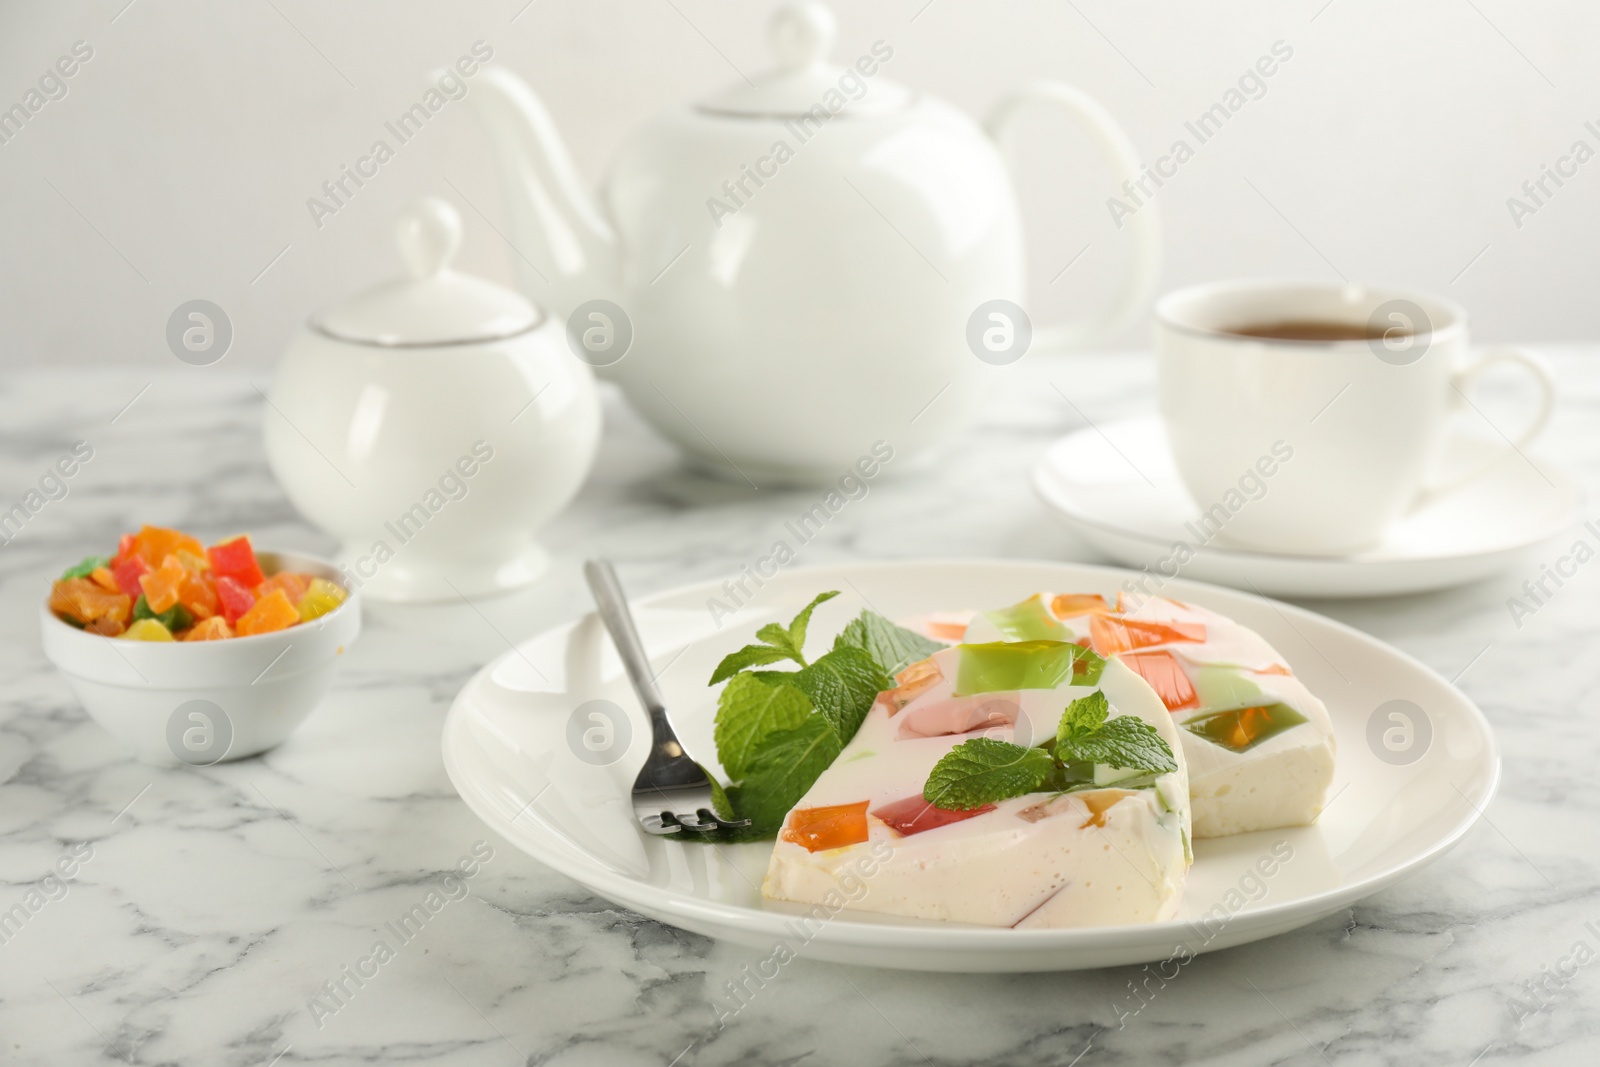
top-left (264, 197), bottom-right (601, 602)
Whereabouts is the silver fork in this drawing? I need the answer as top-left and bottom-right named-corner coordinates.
top-left (583, 559), bottom-right (750, 836)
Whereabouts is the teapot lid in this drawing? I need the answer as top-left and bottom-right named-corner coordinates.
top-left (312, 197), bottom-right (541, 347)
top-left (695, 1), bottom-right (912, 119)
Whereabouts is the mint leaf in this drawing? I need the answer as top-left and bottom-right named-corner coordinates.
top-left (709, 643), bottom-right (797, 685)
top-left (726, 715), bottom-right (842, 833)
top-left (790, 645), bottom-right (889, 745)
top-left (1056, 690), bottom-right (1110, 748)
top-left (713, 672), bottom-right (814, 781)
top-left (922, 737), bottom-right (1053, 811)
top-left (1054, 695), bottom-right (1177, 776)
top-left (834, 610), bottom-right (945, 675)
top-left (785, 590), bottom-right (839, 659)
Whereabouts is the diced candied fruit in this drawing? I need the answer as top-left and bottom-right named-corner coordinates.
top-left (296, 578), bottom-right (347, 622)
top-left (88, 567), bottom-right (119, 593)
top-left (129, 526), bottom-right (204, 568)
top-left (111, 533), bottom-right (136, 567)
top-left (133, 594), bottom-right (193, 633)
top-left (1120, 649), bottom-right (1199, 712)
top-left (111, 554), bottom-right (152, 599)
top-left (780, 800), bottom-right (870, 853)
top-left (1089, 614), bottom-right (1206, 656)
top-left (1051, 593), bottom-right (1113, 618)
top-left (257, 571), bottom-right (310, 605)
top-left (870, 795), bottom-right (995, 836)
top-left (139, 556), bottom-right (188, 614)
top-left (50, 578), bottom-right (132, 626)
top-left (207, 535), bottom-right (266, 587)
top-left (237, 588), bottom-right (300, 636)
top-left (172, 554), bottom-right (219, 620)
top-left (215, 575), bottom-right (256, 625)
top-left (181, 616), bottom-right (234, 641)
top-left (123, 618), bottom-right (174, 641)
top-left (86, 616), bottom-right (126, 637)
top-left (61, 555), bottom-right (110, 580)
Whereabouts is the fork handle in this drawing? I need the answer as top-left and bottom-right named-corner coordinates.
top-left (584, 559), bottom-right (666, 715)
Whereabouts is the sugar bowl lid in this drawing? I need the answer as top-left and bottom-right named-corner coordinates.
top-left (312, 197), bottom-right (541, 347)
top-left (695, 1), bottom-right (911, 119)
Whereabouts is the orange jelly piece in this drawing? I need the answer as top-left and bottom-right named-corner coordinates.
top-left (129, 525), bottom-right (205, 569)
top-left (139, 556), bottom-right (188, 614)
top-left (1051, 593), bottom-right (1113, 618)
top-left (257, 572), bottom-right (311, 605)
top-left (182, 616), bottom-right (235, 641)
top-left (780, 801), bottom-right (870, 853)
top-left (1120, 649), bottom-right (1199, 712)
top-left (1089, 614), bottom-right (1206, 656)
top-left (881, 657), bottom-right (944, 716)
top-left (236, 588), bottom-right (300, 636)
top-left (50, 578), bottom-right (132, 625)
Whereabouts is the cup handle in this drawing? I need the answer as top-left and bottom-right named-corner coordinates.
top-left (985, 82), bottom-right (1162, 352)
top-left (1418, 348), bottom-right (1556, 498)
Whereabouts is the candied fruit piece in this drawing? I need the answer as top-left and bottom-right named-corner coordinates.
top-left (237, 588), bottom-right (300, 636)
top-left (182, 616), bottom-right (234, 641)
top-left (870, 795), bottom-right (994, 836)
top-left (61, 555), bottom-right (110, 580)
top-left (779, 800), bottom-right (869, 853)
top-left (111, 554), bottom-right (152, 599)
top-left (207, 535), bottom-right (266, 587)
top-left (88, 567), bottom-right (119, 593)
top-left (139, 556), bottom-right (187, 614)
top-left (296, 578), bottom-right (347, 622)
top-left (257, 571), bottom-right (310, 605)
top-left (123, 618), bottom-right (174, 641)
top-left (129, 526), bottom-right (204, 568)
top-left (86, 616), bottom-right (126, 637)
top-left (215, 575), bottom-right (256, 625)
top-left (50, 578), bottom-right (132, 626)
top-left (133, 594), bottom-right (193, 633)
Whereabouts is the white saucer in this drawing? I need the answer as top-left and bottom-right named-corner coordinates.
top-left (442, 559), bottom-right (1498, 972)
top-left (1032, 415), bottom-right (1584, 599)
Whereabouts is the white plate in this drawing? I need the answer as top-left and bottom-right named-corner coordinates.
top-left (1032, 415), bottom-right (1583, 598)
top-left (442, 560), bottom-right (1498, 972)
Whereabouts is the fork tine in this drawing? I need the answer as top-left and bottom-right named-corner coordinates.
top-left (642, 812), bottom-right (682, 835)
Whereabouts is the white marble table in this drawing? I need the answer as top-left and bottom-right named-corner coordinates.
top-left (1, 352), bottom-right (1595, 1066)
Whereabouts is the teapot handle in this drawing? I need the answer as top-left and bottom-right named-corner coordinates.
top-left (985, 82), bottom-right (1161, 352)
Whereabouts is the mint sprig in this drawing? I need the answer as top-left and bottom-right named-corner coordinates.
top-left (710, 591), bottom-right (839, 682)
top-left (1054, 691), bottom-right (1178, 774)
top-left (919, 690), bottom-right (1178, 811)
top-left (706, 595), bottom-right (926, 837)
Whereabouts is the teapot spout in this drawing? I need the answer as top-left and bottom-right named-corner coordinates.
top-left (461, 68), bottom-right (620, 321)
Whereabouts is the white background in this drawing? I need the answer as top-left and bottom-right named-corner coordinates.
top-left (1, 0), bottom-right (1596, 369)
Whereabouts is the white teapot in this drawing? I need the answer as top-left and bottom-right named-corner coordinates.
top-left (463, 0), bottom-right (1159, 484)
top-left (264, 198), bottom-right (601, 602)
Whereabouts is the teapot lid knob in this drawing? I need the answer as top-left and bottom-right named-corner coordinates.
top-left (395, 196), bottom-right (462, 279)
top-left (770, 1), bottom-right (836, 70)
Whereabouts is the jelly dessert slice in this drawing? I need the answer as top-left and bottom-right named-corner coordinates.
top-left (1182, 703), bottom-right (1309, 753)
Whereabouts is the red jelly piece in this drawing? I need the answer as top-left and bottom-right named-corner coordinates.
top-left (110, 554), bottom-right (152, 599)
top-left (207, 535), bottom-right (266, 588)
top-left (215, 575), bottom-right (257, 625)
top-left (1121, 649), bottom-right (1199, 712)
top-left (870, 795), bottom-right (996, 836)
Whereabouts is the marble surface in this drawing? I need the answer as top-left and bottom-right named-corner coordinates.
top-left (1, 351), bottom-right (1596, 1067)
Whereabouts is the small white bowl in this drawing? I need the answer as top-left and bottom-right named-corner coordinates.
top-left (40, 550), bottom-right (361, 765)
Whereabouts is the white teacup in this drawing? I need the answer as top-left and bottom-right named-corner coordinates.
top-left (1155, 280), bottom-right (1556, 556)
